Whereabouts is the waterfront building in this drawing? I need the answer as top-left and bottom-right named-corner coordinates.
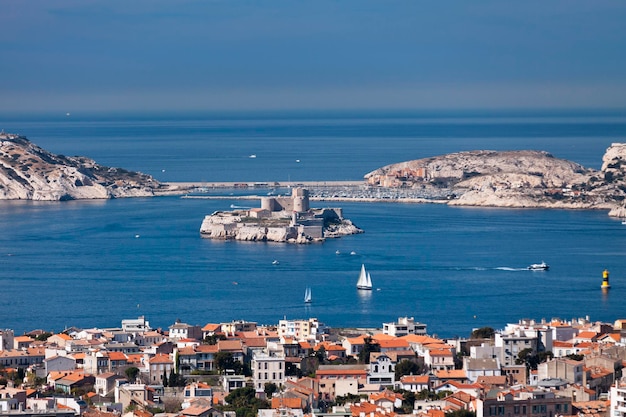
top-left (382, 317), bottom-right (427, 337)
top-left (220, 320), bottom-right (257, 336)
top-left (168, 320), bottom-right (202, 341)
top-left (278, 318), bottom-right (328, 341)
top-left (495, 331), bottom-right (539, 367)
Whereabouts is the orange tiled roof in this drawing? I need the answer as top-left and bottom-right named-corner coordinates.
top-left (377, 339), bottom-right (410, 349)
top-left (202, 323), bottom-right (221, 332)
top-left (436, 369), bottom-right (467, 379)
top-left (271, 397), bottom-right (303, 409)
top-left (149, 353), bottom-right (173, 364)
top-left (370, 389), bottom-right (403, 402)
top-left (576, 331), bottom-right (598, 340)
top-left (429, 348), bottom-right (454, 357)
top-left (401, 375), bottom-right (430, 384)
top-left (108, 351), bottom-right (128, 361)
top-left (400, 334), bottom-right (443, 344)
top-left (345, 335), bottom-right (367, 344)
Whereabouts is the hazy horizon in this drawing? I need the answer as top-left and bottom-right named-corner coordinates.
top-left (2, 1), bottom-right (626, 113)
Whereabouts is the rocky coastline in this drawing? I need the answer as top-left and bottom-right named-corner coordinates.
top-left (0, 132), bottom-right (172, 200)
top-left (2, 132), bottom-right (626, 220)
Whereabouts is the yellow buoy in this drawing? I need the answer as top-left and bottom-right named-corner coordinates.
top-left (601, 269), bottom-right (611, 289)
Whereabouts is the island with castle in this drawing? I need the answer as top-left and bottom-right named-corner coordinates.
top-left (199, 187), bottom-right (363, 243)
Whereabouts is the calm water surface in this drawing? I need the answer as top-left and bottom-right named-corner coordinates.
top-left (0, 111), bottom-right (625, 337)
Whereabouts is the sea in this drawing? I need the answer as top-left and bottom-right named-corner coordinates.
top-left (1, 109), bottom-right (625, 339)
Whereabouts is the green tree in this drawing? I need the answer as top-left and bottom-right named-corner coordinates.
top-left (314, 346), bottom-right (326, 364)
top-left (470, 327), bottom-right (495, 339)
top-left (223, 386), bottom-right (270, 417)
top-left (358, 337), bottom-right (381, 364)
top-left (285, 362), bottom-right (302, 378)
top-left (125, 366), bottom-right (140, 382)
top-left (204, 334), bottom-right (227, 345)
top-left (162, 370), bottom-right (168, 387)
top-left (394, 359), bottom-right (420, 380)
top-left (215, 352), bottom-right (243, 374)
top-left (264, 382), bottom-right (278, 398)
top-left (394, 389), bottom-right (415, 414)
top-left (35, 332), bottom-right (53, 341)
top-left (516, 349), bottom-right (553, 370)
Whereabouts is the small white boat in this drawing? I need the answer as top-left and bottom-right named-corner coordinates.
top-left (335, 250), bottom-right (341, 255)
top-left (249, 154), bottom-right (257, 158)
top-left (272, 260), bottom-right (280, 265)
top-left (350, 251), bottom-right (357, 255)
top-left (357, 264), bottom-right (373, 290)
top-left (528, 261), bottom-right (549, 271)
top-left (622, 218), bottom-right (626, 225)
top-left (304, 287), bottom-right (312, 303)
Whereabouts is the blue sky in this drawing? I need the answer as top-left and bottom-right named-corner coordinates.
top-left (1, 0), bottom-right (625, 112)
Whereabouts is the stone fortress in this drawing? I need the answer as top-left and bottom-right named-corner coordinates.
top-left (200, 187), bottom-right (362, 244)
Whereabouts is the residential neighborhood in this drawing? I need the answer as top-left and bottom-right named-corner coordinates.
top-left (1, 316), bottom-right (626, 417)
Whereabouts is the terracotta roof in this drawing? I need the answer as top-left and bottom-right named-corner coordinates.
top-left (370, 389), bottom-right (403, 402)
top-left (202, 323), bottom-right (221, 332)
top-left (429, 348), bottom-right (454, 357)
top-left (108, 351), bottom-right (128, 361)
top-left (400, 334), bottom-right (443, 344)
top-left (377, 339), bottom-right (410, 349)
top-left (401, 375), bottom-right (430, 384)
top-left (576, 331), bottom-right (598, 340)
top-left (436, 370), bottom-right (467, 379)
top-left (217, 340), bottom-right (243, 351)
top-left (344, 335), bottom-right (367, 344)
top-left (271, 397), bottom-right (303, 409)
top-left (149, 353), bottom-right (173, 364)
top-left (182, 404), bottom-right (212, 416)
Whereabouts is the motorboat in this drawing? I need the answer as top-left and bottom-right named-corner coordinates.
top-left (528, 261), bottom-right (549, 270)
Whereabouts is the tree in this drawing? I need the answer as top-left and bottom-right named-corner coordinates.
top-left (223, 386), bottom-right (270, 417)
top-left (285, 362), bottom-right (302, 378)
top-left (470, 327), bottom-right (495, 339)
top-left (516, 349), bottom-right (554, 370)
top-left (394, 359), bottom-right (420, 380)
top-left (162, 370), bottom-right (168, 387)
top-left (204, 334), bottom-right (227, 345)
top-left (215, 352), bottom-right (243, 374)
top-left (264, 382), bottom-right (278, 398)
top-left (125, 366), bottom-right (140, 382)
top-left (394, 389), bottom-right (415, 414)
top-left (358, 337), bottom-right (381, 364)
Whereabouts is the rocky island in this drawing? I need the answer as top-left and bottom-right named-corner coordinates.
top-left (199, 188), bottom-right (363, 243)
top-left (362, 143), bottom-right (626, 218)
top-left (0, 132), bottom-right (167, 200)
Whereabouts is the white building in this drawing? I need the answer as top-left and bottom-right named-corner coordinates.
top-left (251, 350), bottom-right (285, 393)
top-left (382, 317), bottom-right (427, 337)
top-left (367, 353), bottom-right (395, 385)
top-left (610, 380), bottom-right (626, 417)
top-left (122, 316), bottom-right (151, 333)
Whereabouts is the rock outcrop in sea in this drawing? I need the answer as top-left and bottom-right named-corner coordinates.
top-left (364, 144), bottom-right (626, 217)
top-left (0, 132), bottom-right (164, 200)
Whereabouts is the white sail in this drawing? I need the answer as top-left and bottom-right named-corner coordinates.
top-left (304, 287), bottom-right (312, 303)
top-left (357, 264), bottom-right (372, 290)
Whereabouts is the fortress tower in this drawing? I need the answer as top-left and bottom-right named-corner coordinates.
top-left (292, 187), bottom-right (310, 212)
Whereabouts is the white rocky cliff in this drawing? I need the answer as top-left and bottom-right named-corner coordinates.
top-left (0, 132), bottom-right (163, 200)
top-left (364, 144), bottom-right (626, 215)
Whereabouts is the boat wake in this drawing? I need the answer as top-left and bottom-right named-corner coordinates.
top-left (494, 267), bottom-right (529, 271)
top-left (230, 204), bottom-right (252, 209)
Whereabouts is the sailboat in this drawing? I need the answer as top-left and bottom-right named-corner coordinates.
top-left (356, 264), bottom-right (373, 290)
top-left (304, 287), bottom-right (312, 303)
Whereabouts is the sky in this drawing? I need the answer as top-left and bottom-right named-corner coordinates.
top-left (1, 0), bottom-right (626, 112)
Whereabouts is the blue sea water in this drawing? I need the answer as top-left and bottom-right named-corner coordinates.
top-left (0, 110), bottom-right (625, 338)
